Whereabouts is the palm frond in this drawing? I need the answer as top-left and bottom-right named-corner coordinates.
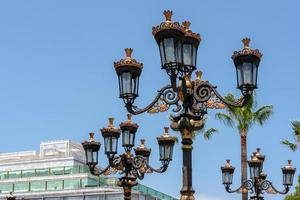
top-left (215, 113), bottom-right (235, 128)
top-left (253, 105), bottom-right (274, 126)
top-left (203, 128), bottom-right (218, 140)
top-left (291, 120), bottom-right (300, 138)
top-left (281, 140), bottom-right (298, 151)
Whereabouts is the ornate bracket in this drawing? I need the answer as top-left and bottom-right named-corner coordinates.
top-left (125, 85), bottom-right (181, 115)
top-left (193, 81), bottom-right (248, 108)
top-left (224, 179), bottom-right (290, 198)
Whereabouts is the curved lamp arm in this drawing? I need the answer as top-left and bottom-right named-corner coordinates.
top-left (146, 164), bottom-right (168, 173)
top-left (91, 155), bottom-right (123, 176)
top-left (261, 180), bottom-right (290, 195)
top-left (224, 180), bottom-right (254, 194)
top-left (193, 81), bottom-right (249, 108)
top-left (125, 85), bottom-right (181, 115)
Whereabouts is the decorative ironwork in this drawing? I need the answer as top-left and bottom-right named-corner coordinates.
top-left (126, 85), bottom-right (181, 115)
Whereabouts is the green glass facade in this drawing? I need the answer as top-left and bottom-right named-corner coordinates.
top-left (0, 165), bottom-right (177, 200)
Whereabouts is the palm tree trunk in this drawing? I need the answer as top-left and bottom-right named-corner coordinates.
top-left (241, 130), bottom-right (248, 200)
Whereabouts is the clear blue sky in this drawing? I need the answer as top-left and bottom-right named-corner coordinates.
top-left (0, 1), bottom-right (299, 200)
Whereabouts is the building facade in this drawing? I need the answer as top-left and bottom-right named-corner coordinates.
top-left (0, 140), bottom-right (176, 200)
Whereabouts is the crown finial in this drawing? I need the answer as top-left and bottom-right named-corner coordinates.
top-left (226, 159), bottom-right (231, 166)
top-left (125, 48), bottom-right (133, 58)
top-left (182, 21), bottom-right (191, 31)
top-left (140, 139), bottom-right (145, 147)
top-left (164, 127), bottom-right (169, 134)
top-left (195, 71), bottom-right (203, 79)
top-left (108, 117), bottom-right (114, 127)
top-left (127, 114), bottom-right (132, 121)
top-left (163, 10), bottom-right (173, 22)
top-left (242, 38), bottom-right (251, 49)
top-left (89, 132), bottom-right (95, 139)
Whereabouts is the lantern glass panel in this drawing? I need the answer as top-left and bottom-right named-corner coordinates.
top-left (122, 130), bottom-right (135, 147)
top-left (87, 149), bottom-right (93, 164)
top-left (159, 144), bottom-right (173, 161)
top-left (283, 172), bottom-right (294, 186)
top-left (192, 46), bottom-right (197, 67)
top-left (121, 72), bottom-right (131, 95)
top-left (222, 172), bottom-right (233, 184)
top-left (92, 150), bottom-right (98, 164)
top-left (164, 38), bottom-right (176, 63)
top-left (159, 41), bottom-right (166, 66)
top-left (111, 137), bottom-right (118, 154)
top-left (183, 44), bottom-right (192, 66)
top-left (249, 165), bottom-right (261, 179)
top-left (104, 137), bottom-right (111, 154)
top-left (242, 62), bottom-right (253, 85)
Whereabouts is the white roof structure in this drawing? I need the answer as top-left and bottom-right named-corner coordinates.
top-left (0, 140), bottom-right (86, 172)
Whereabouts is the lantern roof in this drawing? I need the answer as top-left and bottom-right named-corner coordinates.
top-left (232, 38), bottom-right (263, 60)
top-left (282, 160), bottom-right (296, 172)
top-left (119, 114), bottom-right (139, 129)
top-left (221, 160), bottom-right (235, 172)
top-left (182, 21), bottom-right (201, 42)
top-left (114, 48), bottom-right (143, 69)
top-left (100, 118), bottom-right (121, 135)
top-left (152, 10), bottom-right (184, 37)
top-left (135, 139), bottom-right (151, 155)
top-left (82, 132), bottom-right (100, 147)
top-left (157, 127), bottom-right (177, 142)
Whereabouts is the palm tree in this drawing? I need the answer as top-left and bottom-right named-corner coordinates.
top-left (281, 120), bottom-right (300, 151)
top-left (215, 94), bottom-right (273, 200)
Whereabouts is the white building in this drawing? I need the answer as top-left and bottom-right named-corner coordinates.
top-left (0, 140), bottom-right (176, 200)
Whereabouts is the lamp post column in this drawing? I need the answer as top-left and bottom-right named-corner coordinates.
top-left (180, 128), bottom-right (195, 200)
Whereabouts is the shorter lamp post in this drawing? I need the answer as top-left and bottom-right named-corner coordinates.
top-left (82, 114), bottom-right (176, 200)
top-left (221, 148), bottom-right (296, 200)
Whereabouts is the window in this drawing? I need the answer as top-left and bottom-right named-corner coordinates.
top-left (31, 181), bottom-right (46, 192)
top-left (36, 168), bottom-right (49, 177)
top-left (0, 172), bottom-right (8, 180)
top-left (64, 179), bottom-right (81, 190)
top-left (82, 178), bottom-right (98, 187)
top-left (47, 180), bottom-right (63, 191)
top-left (14, 182), bottom-right (29, 192)
top-left (8, 171), bottom-right (21, 179)
top-left (0, 184), bottom-right (13, 193)
top-left (51, 167), bottom-right (64, 176)
top-left (22, 169), bottom-right (35, 178)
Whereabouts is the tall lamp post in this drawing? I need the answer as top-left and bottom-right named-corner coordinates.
top-left (221, 148), bottom-right (296, 199)
top-left (82, 114), bottom-right (176, 200)
top-left (113, 10), bottom-right (262, 200)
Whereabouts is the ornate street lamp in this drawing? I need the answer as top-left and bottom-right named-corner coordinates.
top-left (113, 10), bottom-right (262, 200)
top-left (82, 114), bottom-right (176, 200)
top-left (221, 148), bottom-right (296, 200)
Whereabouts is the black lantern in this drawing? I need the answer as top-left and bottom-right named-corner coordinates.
top-left (248, 154), bottom-right (263, 179)
top-left (181, 21), bottom-right (201, 74)
top-left (100, 118), bottom-right (121, 158)
top-left (157, 127), bottom-right (176, 166)
top-left (82, 132), bottom-right (100, 169)
top-left (134, 139), bottom-right (151, 162)
top-left (120, 114), bottom-right (139, 152)
top-left (221, 160), bottom-right (235, 185)
top-left (232, 38), bottom-right (262, 95)
top-left (114, 48), bottom-right (143, 105)
top-left (152, 10), bottom-right (184, 82)
top-left (282, 160), bottom-right (296, 186)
